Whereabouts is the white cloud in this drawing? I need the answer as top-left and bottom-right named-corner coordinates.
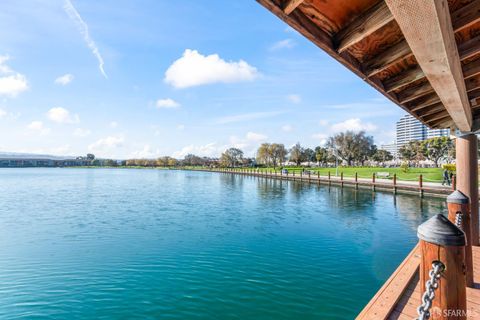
top-left (164, 49), bottom-right (258, 88)
top-left (216, 111), bottom-right (282, 124)
top-left (246, 131), bottom-right (267, 142)
top-left (287, 94), bottom-right (301, 104)
top-left (47, 107), bottom-right (80, 124)
top-left (312, 133), bottom-right (328, 145)
top-left (330, 118), bottom-right (377, 133)
top-left (110, 121), bottom-right (118, 128)
top-left (0, 55), bottom-right (28, 97)
top-left (63, 0), bottom-right (107, 78)
top-left (51, 144), bottom-right (71, 155)
top-left (270, 39), bottom-right (295, 51)
top-left (73, 128), bottom-right (91, 137)
top-left (177, 124), bottom-right (185, 130)
top-left (319, 120), bottom-right (329, 126)
top-left (172, 142), bottom-right (220, 158)
top-left (88, 135), bottom-right (124, 153)
top-left (27, 121), bottom-right (50, 135)
top-left (55, 73), bottom-right (74, 85)
top-left (0, 108), bottom-right (6, 118)
top-left (130, 145), bottom-right (160, 158)
top-left (281, 124), bottom-right (293, 132)
top-left (156, 98), bottom-right (180, 109)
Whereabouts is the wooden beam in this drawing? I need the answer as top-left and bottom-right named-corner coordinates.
top-left (466, 75), bottom-right (480, 92)
top-left (422, 110), bottom-right (450, 123)
top-left (335, 1), bottom-right (394, 53)
top-left (385, 0), bottom-right (472, 131)
top-left (408, 93), bottom-right (441, 111)
top-left (384, 66), bottom-right (424, 92)
top-left (452, 0), bottom-right (480, 33)
top-left (417, 102), bottom-right (446, 116)
top-left (398, 82), bottom-right (435, 104)
top-left (459, 34), bottom-right (480, 62)
top-left (283, 0), bottom-right (304, 15)
top-left (364, 40), bottom-right (412, 77)
top-left (463, 59), bottom-right (480, 80)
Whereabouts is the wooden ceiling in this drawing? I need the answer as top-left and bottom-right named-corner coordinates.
top-left (257, 0), bottom-right (480, 131)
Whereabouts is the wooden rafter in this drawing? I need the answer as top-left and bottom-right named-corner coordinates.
top-left (364, 40), bottom-right (412, 77)
top-left (385, 0), bottom-right (472, 131)
top-left (452, 0), bottom-right (480, 33)
top-left (384, 66), bottom-right (424, 93)
top-left (398, 82), bottom-right (434, 104)
top-left (463, 59), bottom-right (480, 80)
top-left (334, 1), bottom-right (394, 53)
top-left (459, 34), bottom-right (480, 62)
top-left (283, 0), bottom-right (304, 15)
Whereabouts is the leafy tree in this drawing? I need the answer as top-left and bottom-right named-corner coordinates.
top-left (269, 143), bottom-right (287, 168)
top-left (315, 146), bottom-right (329, 166)
top-left (304, 148), bottom-right (316, 166)
top-left (399, 140), bottom-right (425, 166)
top-left (220, 148), bottom-right (243, 167)
top-left (256, 143), bottom-right (271, 166)
top-left (421, 136), bottom-right (454, 167)
top-left (86, 153), bottom-right (95, 160)
top-left (289, 142), bottom-right (305, 166)
top-left (326, 131), bottom-right (374, 166)
top-left (372, 149), bottom-right (393, 164)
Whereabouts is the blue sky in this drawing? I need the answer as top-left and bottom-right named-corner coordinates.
top-left (0, 0), bottom-right (406, 159)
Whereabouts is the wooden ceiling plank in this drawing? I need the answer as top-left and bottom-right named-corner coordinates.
top-left (398, 82), bottom-right (435, 104)
top-left (385, 0), bottom-right (472, 131)
top-left (283, 0), bottom-right (305, 15)
top-left (463, 59), bottom-right (480, 80)
top-left (418, 103), bottom-right (446, 116)
top-left (364, 40), bottom-right (412, 77)
top-left (335, 1), bottom-right (394, 53)
top-left (466, 75), bottom-right (480, 92)
top-left (459, 34), bottom-right (480, 62)
top-left (422, 109), bottom-right (450, 122)
top-left (429, 117), bottom-right (454, 128)
top-left (384, 66), bottom-right (424, 93)
top-left (452, 0), bottom-right (480, 33)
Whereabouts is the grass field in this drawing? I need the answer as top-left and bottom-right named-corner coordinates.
top-left (236, 166), bottom-right (444, 182)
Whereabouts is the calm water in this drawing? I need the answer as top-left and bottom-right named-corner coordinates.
top-left (0, 168), bottom-right (446, 319)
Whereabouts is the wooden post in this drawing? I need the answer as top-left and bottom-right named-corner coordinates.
top-left (417, 214), bottom-right (467, 319)
top-left (328, 171), bottom-right (331, 186)
top-left (452, 174), bottom-right (456, 191)
top-left (372, 173), bottom-right (376, 192)
top-left (456, 133), bottom-right (479, 246)
top-left (393, 174), bottom-right (397, 194)
top-left (318, 171), bottom-right (320, 185)
top-left (341, 172), bottom-right (344, 188)
top-left (447, 190), bottom-right (473, 287)
top-left (308, 171), bottom-right (311, 182)
top-left (355, 172), bottom-right (358, 190)
top-left (419, 174), bottom-right (424, 198)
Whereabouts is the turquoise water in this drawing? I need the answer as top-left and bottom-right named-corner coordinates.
top-left (0, 168), bottom-right (446, 319)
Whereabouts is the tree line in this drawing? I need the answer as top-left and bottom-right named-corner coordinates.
top-left (89, 130), bottom-right (459, 169)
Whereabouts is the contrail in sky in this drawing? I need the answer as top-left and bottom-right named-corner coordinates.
top-left (63, 0), bottom-right (107, 78)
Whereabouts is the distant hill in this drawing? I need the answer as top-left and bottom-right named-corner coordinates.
top-left (0, 152), bottom-right (74, 160)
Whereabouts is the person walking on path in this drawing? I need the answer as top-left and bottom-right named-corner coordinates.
top-left (442, 169), bottom-right (451, 186)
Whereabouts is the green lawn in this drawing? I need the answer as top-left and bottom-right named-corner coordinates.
top-left (235, 166), bottom-right (444, 182)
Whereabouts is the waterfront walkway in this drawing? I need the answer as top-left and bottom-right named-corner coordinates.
top-left (206, 168), bottom-right (454, 197)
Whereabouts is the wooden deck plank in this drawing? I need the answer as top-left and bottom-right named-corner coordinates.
top-left (361, 246), bottom-right (480, 319)
top-left (356, 244), bottom-right (421, 320)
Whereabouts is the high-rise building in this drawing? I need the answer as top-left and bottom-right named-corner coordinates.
top-left (396, 114), bottom-right (450, 149)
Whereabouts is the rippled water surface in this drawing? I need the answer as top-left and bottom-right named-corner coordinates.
top-left (0, 168), bottom-right (447, 319)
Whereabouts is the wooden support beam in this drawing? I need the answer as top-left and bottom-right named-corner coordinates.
top-left (459, 34), bottom-right (480, 62)
top-left (466, 75), bottom-right (480, 92)
top-left (430, 116), bottom-right (454, 128)
top-left (384, 66), bottom-right (424, 93)
top-left (335, 1), bottom-right (394, 53)
top-left (416, 102), bottom-right (445, 116)
top-left (463, 59), bottom-right (480, 80)
top-left (283, 0), bottom-right (304, 15)
top-left (385, 0), bottom-right (472, 131)
top-left (422, 110), bottom-right (450, 123)
top-left (398, 82), bottom-right (434, 104)
top-left (452, 0), bottom-right (480, 33)
top-left (364, 40), bottom-right (412, 77)
top-left (408, 93), bottom-right (441, 111)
